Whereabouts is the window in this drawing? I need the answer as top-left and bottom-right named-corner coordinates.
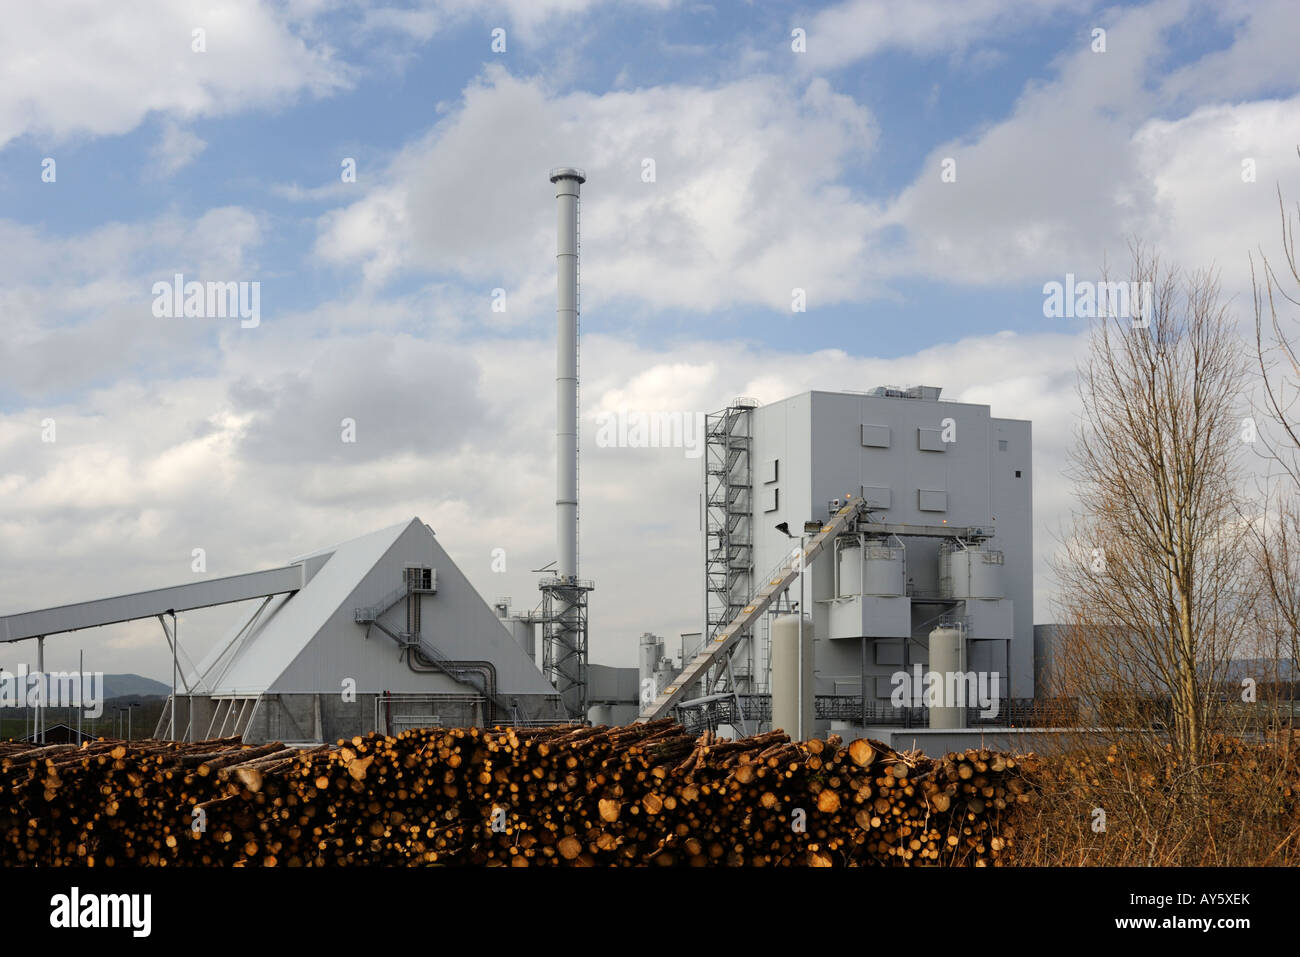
top-left (1015, 470), bottom-right (1022, 478)
top-left (998, 439), bottom-right (1008, 451)
top-left (405, 566), bottom-right (433, 590)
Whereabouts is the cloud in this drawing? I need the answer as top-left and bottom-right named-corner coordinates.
top-left (0, 0), bottom-right (351, 149)
top-left (877, 0), bottom-right (1300, 298)
top-left (0, 207), bottom-right (263, 398)
top-left (149, 121), bottom-right (207, 178)
top-left (800, 0), bottom-right (1095, 70)
top-left (314, 67), bottom-right (882, 314)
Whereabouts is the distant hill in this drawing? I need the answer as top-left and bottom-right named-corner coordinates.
top-left (0, 671), bottom-right (171, 699)
top-left (98, 674), bottom-right (171, 699)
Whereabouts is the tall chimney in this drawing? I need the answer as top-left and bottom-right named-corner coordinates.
top-left (550, 167), bottom-right (584, 582)
top-left (544, 166), bottom-right (589, 719)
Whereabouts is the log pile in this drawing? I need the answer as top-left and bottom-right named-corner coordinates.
top-left (0, 722), bottom-right (1037, 866)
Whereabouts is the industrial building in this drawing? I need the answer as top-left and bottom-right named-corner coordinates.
top-left (1, 165), bottom-right (1042, 749)
top-left (721, 387), bottom-right (1031, 704)
top-left (636, 385), bottom-right (1034, 743)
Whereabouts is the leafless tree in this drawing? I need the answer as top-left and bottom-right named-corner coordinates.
top-left (1051, 243), bottom-right (1253, 768)
top-left (1249, 156), bottom-right (1300, 682)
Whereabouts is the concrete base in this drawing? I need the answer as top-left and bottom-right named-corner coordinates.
top-left (830, 723), bottom-right (1116, 756)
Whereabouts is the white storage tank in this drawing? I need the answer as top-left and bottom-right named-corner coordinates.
top-left (838, 540), bottom-right (905, 597)
top-left (928, 625), bottom-right (965, 729)
top-left (639, 633), bottom-right (664, 690)
top-left (510, 617), bottom-right (536, 663)
top-left (770, 614), bottom-right (814, 739)
top-left (837, 542), bottom-right (862, 597)
top-left (939, 543), bottom-right (1004, 599)
top-left (862, 542), bottom-right (905, 596)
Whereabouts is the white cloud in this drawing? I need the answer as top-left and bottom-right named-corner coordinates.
top-left (150, 121), bottom-right (207, 178)
top-left (801, 0), bottom-right (1095, 70)
top-left (314, 67), bottom-right (882, 313)
top-left (877, 0), bottom-right (1300, 299)
top-left (0, 0), bottom-right (351, 148)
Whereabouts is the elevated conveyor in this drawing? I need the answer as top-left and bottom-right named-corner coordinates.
top-left (636, 495), bottom-right (871, 723)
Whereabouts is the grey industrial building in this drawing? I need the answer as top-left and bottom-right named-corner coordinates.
top-left (722, 385), bottom-right (1033, 708)
top-left (634, 383), bottom-right (1035, 740)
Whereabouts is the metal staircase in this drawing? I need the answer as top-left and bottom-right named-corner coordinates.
top-left (637, 494), bottom-right (871, 722)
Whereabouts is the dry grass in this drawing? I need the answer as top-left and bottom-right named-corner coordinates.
top-left (1009, 735), bottom-right (1300, 866)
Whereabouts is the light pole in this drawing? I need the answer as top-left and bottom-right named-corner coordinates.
top-left (167, 608), bottom-right (177, 741)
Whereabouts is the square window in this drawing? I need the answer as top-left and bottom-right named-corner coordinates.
top-left (1015, 470), bottom-right (1022, 478)
top-left (998, 439), bottom-right (1008, 451)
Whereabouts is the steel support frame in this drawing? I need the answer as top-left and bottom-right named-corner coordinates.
top-left (539, 577), bottom-right (593, 720)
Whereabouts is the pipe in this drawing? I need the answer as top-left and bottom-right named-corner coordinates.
top-left (36, 636), bottom-right (44, 743)
top-left (409, 649), bottom-right (501, 725)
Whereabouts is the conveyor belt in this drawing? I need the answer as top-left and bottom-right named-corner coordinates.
top-left (635, 495), bottom-right (869, 722)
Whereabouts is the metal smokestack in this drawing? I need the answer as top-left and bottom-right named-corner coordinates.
top-left (550, 167), bottom-right (584, 581)
top-left (543, 166), bottom-right (590, 719)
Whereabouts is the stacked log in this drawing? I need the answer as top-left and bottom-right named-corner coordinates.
top-left (0, 724), bottom-right (1037, 866)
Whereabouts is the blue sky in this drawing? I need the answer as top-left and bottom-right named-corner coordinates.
top-left (1, 0), bottom-right (1299, 679)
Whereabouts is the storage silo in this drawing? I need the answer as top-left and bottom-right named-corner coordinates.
top-left (510, 617), bottom-right (536, 663)
top-left (837, 538), bottom-right (905, 597)
top-left (862, 541), bottom-right (905, 595)
top-left (770, 614), bottom-right (814, 739)
top-left (938, 543), bottom-right (1004, 599)
top-left (836, 541), bottom-right (862, 597)
top-left (928, 625), bottom-right (965, 729)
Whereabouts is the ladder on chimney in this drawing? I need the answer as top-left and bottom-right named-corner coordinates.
top-left (635, 495), bottom-right (870, 723)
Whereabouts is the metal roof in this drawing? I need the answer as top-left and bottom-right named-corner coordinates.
top-left (193, 519), bottom-right (412, 694)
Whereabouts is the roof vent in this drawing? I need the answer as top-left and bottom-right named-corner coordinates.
top-left (866, 384), bottom-right (942, 401)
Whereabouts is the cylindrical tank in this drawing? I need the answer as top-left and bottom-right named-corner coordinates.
top-left (837, 542), bottom-right (862, 597)
top-left (510, 617), bottom-right (536, 662)
top-left (939, 544), bottom-right (1004, 599)
top-left (928, 625), bottom-right (965, 729)
top-left (862, 543), bottom-right (905, 596)
top-left (638, 633), bottom-right (663, 678)
top-left (652, 659), bottom-right (677, 696)
top-left (770, 614), bottom-right (815, 739)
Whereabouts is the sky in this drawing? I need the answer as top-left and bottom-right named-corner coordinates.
top-left (1, 0), bottom-right (1299, 683)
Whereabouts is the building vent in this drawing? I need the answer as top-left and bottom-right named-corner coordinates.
top-left (867, 385), bottom-right (943, 401)
top-left (404, 566), bottom-right (435, 591)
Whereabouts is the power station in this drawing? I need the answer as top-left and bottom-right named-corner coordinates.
top-left (0, 167), bottom-right (1040, 747)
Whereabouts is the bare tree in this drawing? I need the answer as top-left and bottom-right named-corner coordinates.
top-left (1051, 243), bottom-right (1252, 767)
top-left (1249, 159), bottom-right (1300, 682)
